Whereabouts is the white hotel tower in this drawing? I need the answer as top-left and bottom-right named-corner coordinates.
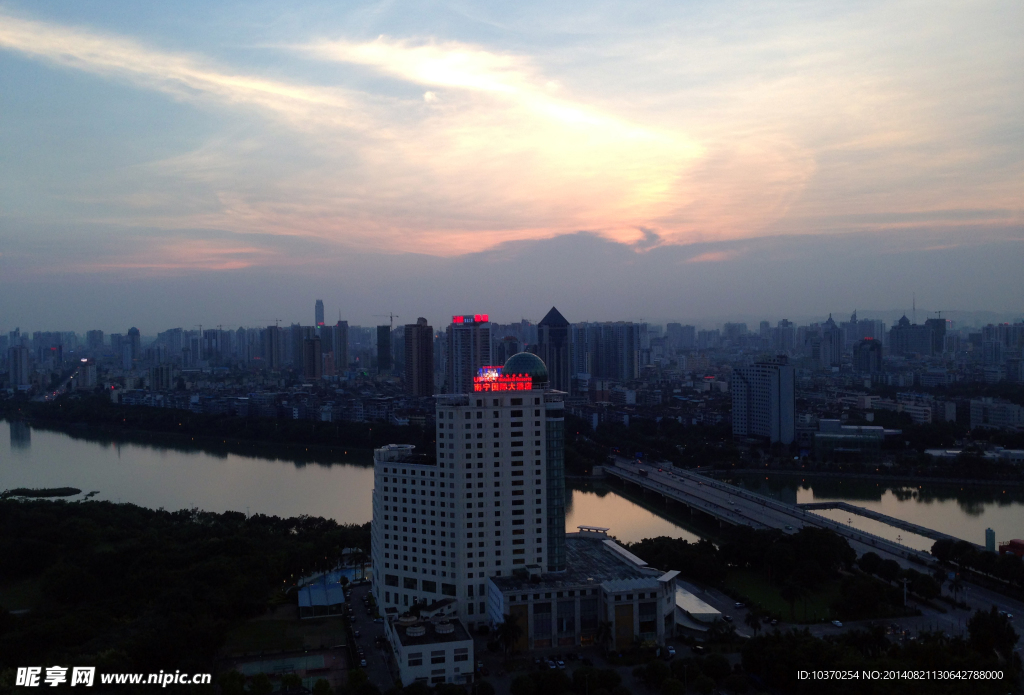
top-left (371, 352), bottom-right (565, 629)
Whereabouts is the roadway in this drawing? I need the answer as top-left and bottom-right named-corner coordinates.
top-left (605, 458), bottom-right (1024, 636)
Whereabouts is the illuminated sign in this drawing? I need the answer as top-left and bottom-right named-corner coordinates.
top-left (473, 369), bottom-right (532, 392)
top-left (452, 314), bottom-right (490, 325)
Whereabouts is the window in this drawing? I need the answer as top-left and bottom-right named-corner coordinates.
top-left (431, 650), bottom-right (446, 664)
top-left (422, 580), bottom-right (437, 593)
top-left (385, 574), bottom-right (399, 587)
top-left (442, 583), bottom-right (457, 596)
top-left (454, 648), bottom-right (469, 662)
top-left (408, 653), bottom-right (423, 666)
top-left (404, 577), bottom-right (418, 589)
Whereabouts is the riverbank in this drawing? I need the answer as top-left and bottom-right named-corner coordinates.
top-left (0, 394), bottom-right (432, 465)
top-left (705, 467), bottom-right (1024, 488)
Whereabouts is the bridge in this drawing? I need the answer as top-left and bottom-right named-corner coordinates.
top-left (798, 501), bottom-right (978, 548)
top-left (602, 460), bottom-right (964, 563)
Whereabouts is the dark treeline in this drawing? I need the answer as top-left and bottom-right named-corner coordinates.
top-left (0, 500), bottom-right (369, 687)
top-left (932, 538), bottom-right (1024, 592)
top-left (0, 395), bottom-right (433, 463)
top-left (628, 528), bottom-right (932, 621)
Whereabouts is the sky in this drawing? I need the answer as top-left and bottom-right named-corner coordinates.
top-left (0, 0), bottom-right (1021, 333)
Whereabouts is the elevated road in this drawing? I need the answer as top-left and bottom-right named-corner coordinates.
top-left (604, 459), bottom-right (936, 565)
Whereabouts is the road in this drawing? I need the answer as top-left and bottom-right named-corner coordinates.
top-left (347, 583), bottom-right (397, 692)
top-left (607, 459), bottom-right (1024, 638)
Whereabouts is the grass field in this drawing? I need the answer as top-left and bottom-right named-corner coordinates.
top-left (222, 612), bottom-right (347, 655)
top-left (724, 570), bottom-right (841, 623)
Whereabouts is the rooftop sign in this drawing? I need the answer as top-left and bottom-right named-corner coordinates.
top-left (473, 366), bottom-right (531, 392)
top-left (452, 314), bottom-right (489, 324)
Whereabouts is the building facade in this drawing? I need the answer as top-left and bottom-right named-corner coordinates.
top-left (372, 352), bottom-right (564, 629)
top-left (445, 315), bottom-right (491, 394)
top-left (404, 318), bottom-right (434, 397)
top-left (731, 356), bottom-right (795, 444)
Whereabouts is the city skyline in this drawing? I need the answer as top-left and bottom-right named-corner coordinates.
top-left (1, 1), bottom-right (1021, 330)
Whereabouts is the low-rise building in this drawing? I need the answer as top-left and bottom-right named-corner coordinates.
top-left (487, 527), bottom-right (678, 650)
top-left (384, 602), bottom-right (474, 687)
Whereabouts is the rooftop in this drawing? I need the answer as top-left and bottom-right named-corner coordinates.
top-left (490, 534), bottom-right (659, 593)
top-left (391, 616), bottom-right (472, 647)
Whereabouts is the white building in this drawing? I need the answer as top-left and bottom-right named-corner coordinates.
top-left (731, 356), bottom-right (795, 444)
top-left (372, 352), bottom-right (565, 629)
top-left (445, 314), bottom-right (492, 395)
top-left (385, 601), bottom-right (474, 687)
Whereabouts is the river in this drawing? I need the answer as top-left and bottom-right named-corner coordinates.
top-left (5, 420), bottom-right (1019, 549)
top-left (0, 420), bottom-right (697, 544)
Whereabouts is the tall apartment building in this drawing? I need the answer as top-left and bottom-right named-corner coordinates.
top-left (570, 322), bottom-right (639, 382)
top-left (853, 338), bottom-right (883, 373)
top-left (377, 325), bottom-right (393, 374)
top-left (372, 352), bottom-right (564, 629)
top-left (445, 315), bottom-right (491, 394)
top-left (8, 346), bottom-right (31, 388)
top-left (819, 315), bottom-right (843, 368)
top-left (315, 299), bottom-right (325, 327)
top-left (332, 321), bottom-right (349, 372)
top-left (405, 318), bottom-right (434, 397)
top-left (302, 336), bottom-right (323, 380)
top-left (537, 307), bottom-right (570, 393)
top-left (889, 316), bottom-right (933, 356)
top-left (263, 325), bottom-right (282, 370)
top-left (732, 356), bottom-right (795, 444)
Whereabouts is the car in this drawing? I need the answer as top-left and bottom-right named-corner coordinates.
top-left (734, 602), bottom-right (746, 609)
top-left (547, 661), bottom-right (557, 670)
top-left (832, 620), bottom-right (843, 628)
top-left (692, 645), bottom-right (706, 655)
top-left (666, 646), bottom-right (676, 657)
top-left (373, 617), bottom-right (383, 623)
top-left (722, 615), bottom-right (733, 622)
top-left (359, 659), bottom-right (367, 667)
top-left (785, 525), bottom-right (794, 531)
top-left (770, 619), bottom-right (778, 626)
top-left (556, 660), bottom-right (565, 670)
top-left (353, 630), bottom-right (361, 638)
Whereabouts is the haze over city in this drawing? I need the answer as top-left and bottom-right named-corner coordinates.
top-left (1, 0), bottom-right (1022, 332)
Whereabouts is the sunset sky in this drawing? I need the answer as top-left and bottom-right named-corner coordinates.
top-left (1, 0), bottom-right (1021, 332)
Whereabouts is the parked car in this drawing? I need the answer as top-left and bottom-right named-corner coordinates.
top-left (359, 659), bottom-right (367, 667)
top-left (734, 602), bottom-right (746, 609)
top-left (353, 630), bottom-right (360, 638)
top-left (832, 620), bottom-right (843, 628)
top-left (556, 660), bottom-right (565, 670)
top-left (692, 645), bottom-right (706, 655)
top-left (373, 617), bottom-right (383, 624)
top-left (722, 615), bottom-right (733, 622)
top-left (547, 661), bottom-right (557, 670)
top-left (666, 646), bottom-right (676, 657)
top-left (770, 619), bottom-right (778, 626)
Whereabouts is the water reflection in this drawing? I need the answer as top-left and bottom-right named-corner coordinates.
top-left (727, 473), bottom-right (1024, 547)
top-left (9, 420), bottom-right (30, 451)
top-left (566, 481), bottom-right (703, 545)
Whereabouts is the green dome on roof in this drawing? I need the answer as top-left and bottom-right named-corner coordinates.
top-left (502, 352), bottom-right (548, 388)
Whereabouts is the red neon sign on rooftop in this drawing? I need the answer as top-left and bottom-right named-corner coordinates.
top-left (452, 314), bottom-right (489, 324)
top-left (473, 374), bottom-right (531, 392)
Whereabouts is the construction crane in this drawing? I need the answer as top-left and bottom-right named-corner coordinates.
top-left (373, 313), bottom-right (400, 331)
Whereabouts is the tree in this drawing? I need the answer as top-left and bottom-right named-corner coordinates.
top-left (510, 675), bottom-right (535, 695)
top-left (660, 678), bottom-right (684, 695)
top-left (693, 674), bottom-right (715, 694)
top-left (858, 552), bottom-right (883, 576)
top-left (780, 581), bottom-right (806, 621)
top-left (312, 679), bottom-right (333, 695)
top-left (877, 559), bottom-right (901, 585)
top-left (247, 674), bottom-right (273, 695)
top-left (968, 606), bottom-right (1020, 657)
top-left (494, 613), bottom-right (524, 656)
top-left (474, 681), bottom-right (495, 695)
top-left (744, 610), bottom-right (762, 637)
top-left (280, 673), bottom-right (302, 691)
top-left (219, 671), bottom-right (246, 695)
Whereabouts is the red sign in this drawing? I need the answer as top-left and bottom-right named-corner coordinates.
top-left (473, 373), bottom-right (532, 392)
top-left (452, 314), bottom-right (490, 325)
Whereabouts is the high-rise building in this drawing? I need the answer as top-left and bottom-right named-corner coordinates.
top-left (889, 316), bottom-right (933, 356)
top-left (315, 299), bottom-right (325, 327)
top-left (302, 336), bottom-right (323, 380)
top-left (127, 327), bottom-right (141, 362)
top-left (537, 307), bottom-right (570, 392)
top-left (570, 322), bottom-right (639, 382)
top-left (853, 338), bottom-right (883, 373)
top-left (665, 323), bottom-right (696, 351)
top-left (445, 315), bottom-right (491, 394)
top-left (8, 346), bottom-right (30, 388)
top-left (333, 321), bottom-right (349, 372)
top-left (86, 330), bottom-right (104, 352)
top-left (820, 315), bottom-right (842, 368)
top-left (924, 318), bottom-right (947, 355)
top-left (732, 356), bottom-right (795, 444)
top-left (263, 325), bottom-right (282, 370)
top-left (377, 325), bottom-right (393, 373)
top-left (404, 318), bottom-right (434, 397)
top-left (371, 352), bottom-right (564, 628)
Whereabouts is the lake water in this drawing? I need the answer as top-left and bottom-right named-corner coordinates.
top-left (7, 420), bottom-right (1019, 549)
top-left (727, 473), bottom-right (1024, 551)
top-left (0, 420), bottom-right (696, 544)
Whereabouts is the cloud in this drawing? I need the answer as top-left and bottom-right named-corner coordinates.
top-left (686, 250), bottom-right (740, 264)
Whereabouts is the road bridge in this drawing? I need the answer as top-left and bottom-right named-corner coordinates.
top-left (604, 459), bottom-right (939, 565)
top-left (798, 501), bottom-right (982, 549)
